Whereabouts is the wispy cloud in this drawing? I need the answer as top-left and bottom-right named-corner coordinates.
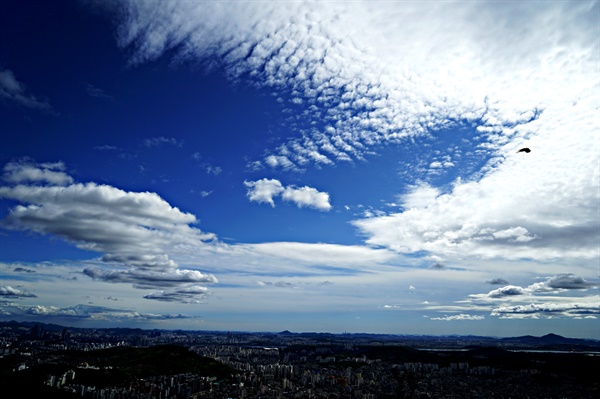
top-left (107, 1), bottom-right (597, 175)
top-left (205, 165), bottom-right (222, 175)
top-left (257, 280), bottom-right (297, 289)
top-left (2, 160), bottom-right (73, 185)
top-left (93, 145), bottom-right (120, 151)
top-left (430, 314), bottom-right (485, 321)
top-left (13, 267), bottom-right (36, 273)
top-left (143, 286), bottom-right (210, 304)
top-left (0, 68), bottom-right (54, 112)
top-left (85, 83), bottom-right (112, 100)
top-left (1, 302), bottom-right (198, 323)
top-left (143, 136), bottom-right (183, 147)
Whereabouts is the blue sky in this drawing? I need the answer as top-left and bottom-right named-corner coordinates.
top-left (1, 0), bottom-right (599, 338)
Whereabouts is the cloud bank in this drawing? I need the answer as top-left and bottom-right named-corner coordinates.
top-left (0, 161), bottom-right (217, 303)
top-left (453, 274), bottom-right (600, 320)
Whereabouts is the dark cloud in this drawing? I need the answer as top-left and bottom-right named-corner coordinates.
top-left (143, 286), bottom-right (210, 304)
top-left (486, 278), bottom-right (509, 285)
top-left (487, 285), bottom-right (526, 298)
top-left (528, 274), bottom-right (597, 293)
top-left (429, 262), bottom-right (445, 270)
top-left (546, 274), bottom-right (596, 290)
top-left (492, 302), bottom-right (600, 318)
top-left (83, 268), bottom-right (217, 289)
top-left (13, 267), bottom-right (36, 273)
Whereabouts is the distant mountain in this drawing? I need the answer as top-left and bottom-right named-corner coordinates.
top-left (1, 320), bottom-right (598, 348)
top-left (0, 320), bottom-right (72, 332)
top-left (500, 333), bottom-right (600, 348)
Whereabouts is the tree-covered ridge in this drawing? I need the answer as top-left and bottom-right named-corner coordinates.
top-left (1, 344), bottom-right (234, 395)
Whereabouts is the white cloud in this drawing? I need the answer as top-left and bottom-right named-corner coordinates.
top-left (0, 182), bottom-right (211, 257)
top-left (205, 165), bottom-right (222, 175)
top-left (399, 183), bottom-right (441, 210)
top-left (0, 286), bottom-right (37, 298)
top-left (430, 314), bottom-right (485, 321)
top-left (354, 127), bottom-right (600, 261)
top-left (106, 1), bottom-right (597, 176)
top-left (243, 241), bottom-right (397, 271)
top-left (468, 274), bottom-right (597, 303)
top-left (244, 178), bottom-right (284, 207)
top-left (444, 273), bottom-right (600, 321)
top-left (491, 302), bottom-right (600, 319)
top-left (0, 68), bottom-right (53, 111)
top-left (3, 160), bottom-right (73, 185)
top-left (0, 161), bottom-right (216, 303)
top-left (245, 178), bottom-right (331, 211)
top-left (282, 186), bottom-right (331, 211)
top-left (103, 1), bottom-right (598, 267)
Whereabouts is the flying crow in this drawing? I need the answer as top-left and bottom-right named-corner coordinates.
top-left (517, 148), bottom-right (531, 153)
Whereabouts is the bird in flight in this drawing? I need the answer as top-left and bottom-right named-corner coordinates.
top-left (517, 148), bottom-right (531, 153)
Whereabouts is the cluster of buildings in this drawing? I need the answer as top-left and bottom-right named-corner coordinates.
top-left (1, 322), bottom-right (596, 398)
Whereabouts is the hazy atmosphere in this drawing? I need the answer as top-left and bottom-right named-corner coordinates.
top-left (1, 0), bottom-right (598, 338)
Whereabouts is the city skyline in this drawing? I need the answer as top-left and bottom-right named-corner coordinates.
top-left (0, 1), bottom-right (598, 338)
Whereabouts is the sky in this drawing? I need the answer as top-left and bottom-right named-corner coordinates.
top-left (0, 0), bottom-right (599, 339)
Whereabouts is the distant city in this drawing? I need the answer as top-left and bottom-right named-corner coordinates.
top-left (1, 321), bottom-right (598, 398)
